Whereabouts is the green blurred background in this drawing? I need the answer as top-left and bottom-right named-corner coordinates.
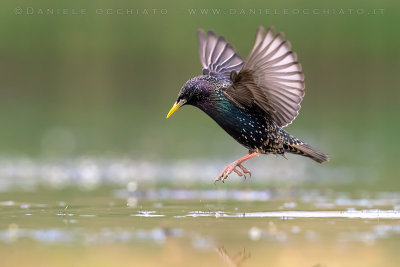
top-left (0, 0), bottom-right (399, 188)
top-left (1, 2), bottom-right (400, 266)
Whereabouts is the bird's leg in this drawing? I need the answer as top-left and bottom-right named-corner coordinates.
top-left (215, 152), bottom-right (260, 183)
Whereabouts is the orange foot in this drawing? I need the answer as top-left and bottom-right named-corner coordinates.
top-left (214, 152), bottom-right (259, 183)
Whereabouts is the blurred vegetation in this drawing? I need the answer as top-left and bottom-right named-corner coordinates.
top-left (0, 0), bottom-right (399, 186)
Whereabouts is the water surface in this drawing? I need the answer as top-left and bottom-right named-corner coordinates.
top-left (1, 185), bottom-right (399, 267)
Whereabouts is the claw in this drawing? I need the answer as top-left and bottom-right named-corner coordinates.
top-left (238, 164), bottom-right (252, 177)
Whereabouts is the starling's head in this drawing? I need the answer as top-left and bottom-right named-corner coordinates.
top-left (166, 76), bottom-right (214, 118)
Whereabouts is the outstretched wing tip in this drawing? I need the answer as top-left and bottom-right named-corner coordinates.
top-left (283, 40), bottom-right (292, 50)
top-left (196, 29), bottom-right (243, 79)
top-left (277, 31), bottom-right (285, 39)
top-left (225, 26), bottom-right (306, 127)
top-left (196, 29), bottom-right (205, 38)
top-left (207, 30), bottom-right (216, 36)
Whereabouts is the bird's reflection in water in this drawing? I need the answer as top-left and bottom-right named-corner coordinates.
top-left (216, 247), bottom-right (250, 267)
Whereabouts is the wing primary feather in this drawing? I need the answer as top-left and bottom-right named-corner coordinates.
top-left (223, 26), bottom-right (305, 127)
top-left (197, 29), bottom-right (243, 79)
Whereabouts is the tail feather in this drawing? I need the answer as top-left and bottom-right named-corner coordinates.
top-left (286, 143), bottom-right (329, 163)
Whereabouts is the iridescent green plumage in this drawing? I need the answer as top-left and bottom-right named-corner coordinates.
top-left (179, 75), bottom-right (327, 163)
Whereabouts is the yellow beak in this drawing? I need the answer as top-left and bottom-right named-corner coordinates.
top-left (166, 100), bottom-right (184, 118)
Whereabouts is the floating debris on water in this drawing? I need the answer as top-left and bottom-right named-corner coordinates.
top-left (173, 210), bottom-right (400, 219)
top-left (131, 211), bottom-right (165, 217)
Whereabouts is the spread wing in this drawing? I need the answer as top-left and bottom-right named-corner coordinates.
top-left (223, 26), bottom-right (305, 127)
top-left (197, 29), bottom-right (243, 79)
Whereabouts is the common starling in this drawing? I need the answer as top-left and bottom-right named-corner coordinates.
top-left (167, 26), bottom-right (328, 183)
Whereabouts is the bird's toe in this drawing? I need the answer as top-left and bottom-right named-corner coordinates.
top-left (214, 174), bottom-right (224, 184)
top-left (238, 164), bottom-right (252, 177)
top-left (233, 168), bottom-right (244, 177)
